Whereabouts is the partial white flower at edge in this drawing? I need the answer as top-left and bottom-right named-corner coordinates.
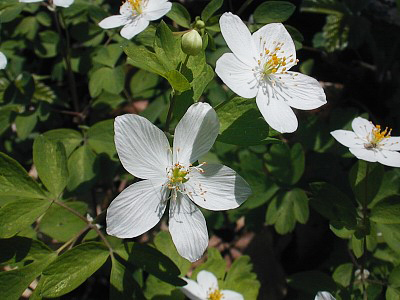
top-left (98, 0), bottom-right (172, 40)
top-left (331, 116), bottom-right (400, 167)
top-left (315, 291), bottom-right (336, 300)
top-left (19, 0), bottom-right (74, 8)
top-left (215, 12), bottom-right (327, 134)
top-left (0, 52), bottom-right (7, 70)
top-left (181, 270), bottom-right (244, 300)
top-left (107, 103), bottom-right (252, 262)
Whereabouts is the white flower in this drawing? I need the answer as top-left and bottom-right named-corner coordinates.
top-left (107, 103), bottom-right (251, 262)
top-left (0, 51), bottom-right (7, 70)
top-left (331, 117), bottom-right (400, 167)
top-left (181, 270), bottom-right (244, 300)
top-left (215, 12), bottom-right (327, 133)
top-left (98, 0), bottom-right (172, 40)
top-left (19, 0), bottom-right (74, 8)
top-left (315, 291), bottom-right (336, 300)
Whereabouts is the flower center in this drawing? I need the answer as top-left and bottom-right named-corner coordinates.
top-left (208, 289), bottom-right (223, 300)
top-left (371, 124), bottom-right (391, 144)
top-left (127, 0), bottom-right (143, 14)
top-left (170, 164), bottom-right (189, 184)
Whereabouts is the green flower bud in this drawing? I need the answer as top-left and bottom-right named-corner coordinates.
top-left (195, 19), bottom-right (205, 30)
top-left (181, 30), bottom-right (203, 56)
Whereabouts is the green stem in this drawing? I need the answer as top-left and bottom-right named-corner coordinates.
top-left (360, 163), bottom-right (369, 300)
top-left (237, 0), bottom-right (254, 15)
top-left (56, 225), bottom-right (91, 254)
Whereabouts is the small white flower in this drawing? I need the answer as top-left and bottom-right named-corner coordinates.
top-left (331, 116), bottom-right (400, 167)
top-left (98, 0), bottom-right (172, 40)
top-left (107, 103), bottom-right (251, 262)
top-left (181, 270), bottom-right (244, 300)
top-left (0, 51), bottom-right (7, 70)
top-left (19, 0), bottom-right (74, 8)
top-left (215, 12), bottom-right (326, 133)
top-left (315, 291), bottom-right (336, 300)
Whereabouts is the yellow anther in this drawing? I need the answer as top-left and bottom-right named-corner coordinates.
top-left (265, 49), bottom-right (270, 54)
top-left (290, 59), bottom-right (294, 62)
top-left (271, 68), bottom-right (277, 73)
top-left (282, 61), bottom-right (286, 66)
top-left (126, 0), bottom-right (142, 14)
top-left (208, 289), bottom-right (223, 300)
top-left (372, 124), bottom-right (391, 144)
top-left (282, 67), bottom-right (286, 71)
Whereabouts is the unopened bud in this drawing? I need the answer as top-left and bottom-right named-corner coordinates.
top-left (181, 30), bottom-right (202, 56)
top-left (195, 19), bottom-right (205, 30)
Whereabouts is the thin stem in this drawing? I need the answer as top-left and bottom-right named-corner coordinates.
top-left (360, 163), bottom-right (369, 300)
top-left (237, 0), bottom-right (253, 15)
top-left (56, 225), bottom-right (91, 254)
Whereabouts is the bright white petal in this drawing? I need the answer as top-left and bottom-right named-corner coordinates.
top-left (0, 52), bottom-right (7, 70)
top-left (381, 137), bottom-right (400, 151)
top-left (252, 23), bottom-right (296, 70)
top-left (315, 291), bottom-right (336, 300)
top-left (121, 17), bottom-right (150, 39)
top-left (197, 270), bottom-right (219, 292)
top-left (120, 1), bottom-right (133, 16)
top-left (106, 179), bottom-right (167, 238)
top-left (53, 0), bottom-right (74, 7)
top-left (349, 147), bottom-right (377, 162)
top-left (330, 130), bottom-right (365, 148)
top-left (376, 150), bottom-right (400, 167)
top-left (215, 53), bottom-right (258, 99)
top-left (99, 15), bottom-right (129, 29)
top-left (352, 117), bottom-right (374, 139)
top-left (221, 290), bottom-right (244, 300)
top-left (256, 87), bottom-right (298, 133)
top-left (180, 278), bottom-right (206, 300)
top-left (169, 194), bottom-right (208, 262)
top-left (114, 114), bottom-right (171, 179)
top-left (272, 72), bottom-right (326, 110)
top-left (219, 12), bottom-right (258, 66)
top-left (145, 0), bottom-right (171, 21)
top-left (185, 164), bottom-right (251, 211)
top-left (173, 103), bottom-right (219, 165)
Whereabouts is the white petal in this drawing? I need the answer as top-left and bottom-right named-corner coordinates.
top-left (180, 278), bottom-right (206, 300)
top-left (256, 87), bottom-right (298, 133)
top-left (315, 291), bottom-right (336, 300)
top-left (106, 179), bottom-right (167, 238)
top-left (330, 130), bottom-right (365, 148)
top-left (221, 290), bottom-right (244, 300)
top-left (0, 52), bottom-right (7, 70)
top-left (349, 147), bottom-right (377, 162)
top-left (173, 103), bottom-right (219, 165)
top-left (169, 194), bottom-right (208, 262)
top-left (197, 270), bottom-right (219, 292)
top-left (99, 15), bottom-right (129, 29)
top-left (145, 0), bottom-right (172, 21)
top-left (120, 1), bottom-right (133, 16)
top-left (351, 117), bottom-right (374, 139)
top-left (272, 72), bottom-right (326, 110)
top-left (381, 137), bottom-right (400, 151)
top-left (376, 150), bottom-right (400, 167)
top-left (114, 114), bottom-right (171, 180)
top-left (252, 23), bottom-right (296, 70)
top-left (121, 17), bottom-right (150, 39)
top-left (219, 12), bottom-right (258, 67)
top-left (185, 164), bottom-right (251, 211)
top-left (53, 0), bottom-right (74, 7)
top-left (215, 53), bottom-right (258, 99)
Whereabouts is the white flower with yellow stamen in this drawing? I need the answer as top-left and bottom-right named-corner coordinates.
top-left (19, 0), bottom-right (74, 8)
top-left (331, 116), bottom-right (400, 167)
top-left (107, 103), bottom-right (251, 262)
top-left (215, 12), bottom-right (327, 133)
top-left (181, 270), bottom-right (244, 300)
top-left (98, 0), bottom-right (172, 39)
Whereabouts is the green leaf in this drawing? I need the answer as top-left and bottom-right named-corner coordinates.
top-left (154, 21), bottom-right (183, 71)
top-left (93, 44), bottom-right (123, 68)
top-left (301, 0), bottom-right (346, 15)
top-left (351, 235), bottom-right (364, 258)
top-left (125, 44), bottom-right (166, 76)
top-left (389, 266), bottom-right (400, 288)
top-left (349, 161), bottom-right (384, 206)
top-left (332, 263), bottom-right (353, 287)
top-left (201, 0), bottom-right (223, 23)
top-left (287, 271), bottom-right (336, 295)
top-left (15, 110), bottom-right (38, 139)
top-left (67, 145), bottom-right (99, 192)
top-left (32, 80), bottom-right (56, 103)
top-left (371, 196), bottom-right (400, 224)
top-left (0, 198), bottom-right (51, 238)
top-left (87, 119), bottom-right (117, 160)
top-left (217, 97), bottom-right (279, 146)
top-left (33, 135), bottom-right (69, 197)
top-left (0, 152), bottom-right (45, 198)
top-left (166, 2), bottom-right (191, 28)
top-left (39, 242), bottom-right (109, 298)
top-left (254, 1), bottom-right (296, 23)
top-left (43, 129), bottom-right (83, 157)
top-left (0, 3), bottom-right (23, 23)
top-left (164, 70), bottom-right (191, 92)
top-left (377, 223), bottom-right (400, 254)
top-left (89, 66), bottom-right (125, 97)
top-left (192, 248), bottom-right (226, 280)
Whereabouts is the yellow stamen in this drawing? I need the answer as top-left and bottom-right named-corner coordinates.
top-left (126, 0), bottom-right (142, 14)
top-left (208, 289), bottom-right (223, 300)
top-left (372, 124), bottom-right (391, 144)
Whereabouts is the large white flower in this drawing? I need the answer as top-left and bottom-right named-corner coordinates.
top-left (98, 0), bottom-right (172, 40)
top-left (19, 0), bottom-right (74, 8)
top-left (107, 103), bottom-right (251, 262)
top-left (0, 51), bottom-right (7, 70)
top-left (181, 270), bottom-right (244, 300)
top-left (331, 116), bottom-right (400, 167)
top-left (315, 291), bottom-right (336, 300)
top-left (215, 12), bottom-right (327, 133)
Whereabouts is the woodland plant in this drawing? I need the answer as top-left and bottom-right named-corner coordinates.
top-left (0, 0), bottom-right (400, 300)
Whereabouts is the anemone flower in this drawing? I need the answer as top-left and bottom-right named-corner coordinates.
top-left (315, 291), bottom-right (336, 300)
top-left (19, 0), bottom-right (74, 8)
